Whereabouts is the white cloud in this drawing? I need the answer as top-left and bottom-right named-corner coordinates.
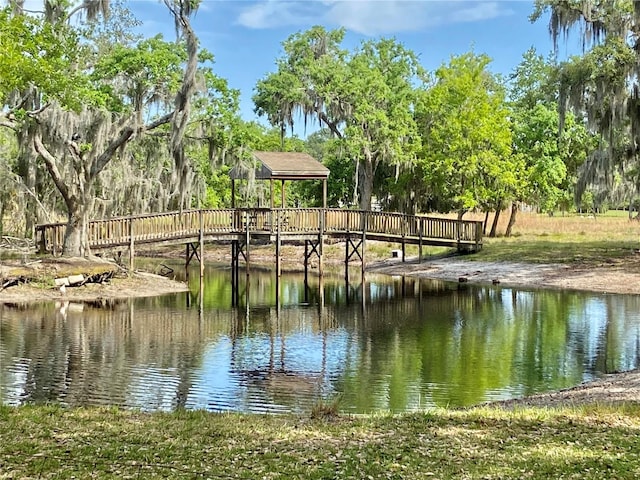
top-left (236, 1), bottom-right (515, 35)
top-left (449, 2), bottom-right (513, 23)
top-left (326, 1), bottom-right (428, 35)
top-left (236, 1), bottom-right (319, 29)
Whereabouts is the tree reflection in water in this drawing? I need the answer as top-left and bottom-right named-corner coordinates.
top-left (2, 267), bottom-right (640, 413)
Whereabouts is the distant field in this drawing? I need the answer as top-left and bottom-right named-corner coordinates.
top-left (459, 210), bottom-right (640, 265)
top-left (307, 209), bottom-right (640, 266)
top-left (446, 208), bottom-right (637, 239)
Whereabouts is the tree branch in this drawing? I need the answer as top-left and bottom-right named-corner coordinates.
top-left (319, 112), bottom-right (343, 139)
top-left (0, 119), bottom-right (17, 131)
top-left (91, 112), bottom-right (173, 178)
top-left (145, 112), bottom-right (174, 131)
top-left (33, 131), bottom-right (74, 209)
top-left (25, 103), bottom-right (51, 116)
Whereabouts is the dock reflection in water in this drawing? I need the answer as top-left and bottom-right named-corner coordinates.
top-left (2, 266), bottom-right (640, 413)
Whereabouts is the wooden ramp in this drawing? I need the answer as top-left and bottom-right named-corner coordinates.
top-left (35, 208), bottom-right (483, 280)
top-left (36, 208), bottom-right (483, 253)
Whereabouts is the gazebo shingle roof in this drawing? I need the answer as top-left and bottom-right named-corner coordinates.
top-left (230, 151), bottom-right (329, 180)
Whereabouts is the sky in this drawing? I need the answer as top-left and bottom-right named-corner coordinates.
top-left (126, 1), bottom-right (581, 135)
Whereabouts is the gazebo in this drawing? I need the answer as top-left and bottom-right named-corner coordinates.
top-left (229, 151), bottom-right (330, 208)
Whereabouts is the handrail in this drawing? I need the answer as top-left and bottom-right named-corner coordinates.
top-left (35, 208), bottom-right (483, 254)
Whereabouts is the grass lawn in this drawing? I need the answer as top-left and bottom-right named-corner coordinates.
top-left (471, 211), bottom-right (640, 266)
top-left (1, 404), bottom-right (640, 479)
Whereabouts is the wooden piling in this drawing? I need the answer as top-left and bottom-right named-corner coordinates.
top-left (128, 218), bottom-right (135, 273)
top-left (276, 210), bottom-right (281, 277)
top-left (199, 210), bottom-right (204, 279)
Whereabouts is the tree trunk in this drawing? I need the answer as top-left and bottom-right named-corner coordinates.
top-left (63, 195), bottom-right (93, 257)
top-left (483, 210), bottom-right (489, 235)
top-left (63, 212), bottom-right (84, 257)
top-left (62, 189), bottom-right (95, 257)
top-left (489, 208), bottom-right (501, 238)
top-left (0, 201), bottom-right (5, 238)
top-left (505, 201), bottom-right (519, 237)
top-left (358, 156), bottom-right (374, 211)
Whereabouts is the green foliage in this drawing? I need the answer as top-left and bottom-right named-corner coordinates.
top-left (291, 129), bottom-right (354, 207)
top-left (91, 34), bottom-right (187, 112)
top-left (512, 104), bottom-right (567, 212)
top-left (339, 38), bottom-right (422, 209)
top-left (415, 52), bottom-right (514, 216)
top-left (531, 0), bottom-right (640, 209)
top-left (0, 8), bottom-right (97, 110)
top-left (254, 26), bottom-right (348, 135)
top-left (509, 48), bottom-right (558, 109)
top-left (253, 27), bottom-right (422, 210)
top-left (509, 49), bottom-right (595, 214)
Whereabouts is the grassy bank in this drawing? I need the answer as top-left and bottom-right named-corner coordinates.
top-left (322, 211), bottom-right (640, 267)
top-left (469, 211), bottom-right (640, 265)
top-left (1, 404), bottom-right (639, 479)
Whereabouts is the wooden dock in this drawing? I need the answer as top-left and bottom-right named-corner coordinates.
top-left (35, 208), bottom-right (483, 278)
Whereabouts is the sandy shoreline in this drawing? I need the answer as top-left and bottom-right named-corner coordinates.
top-left (3, 255), bottom-right (639, 303)
top-left (369, 256), bottom-right (640, 295)
top-left (0, 271), bottom-right (189, 304)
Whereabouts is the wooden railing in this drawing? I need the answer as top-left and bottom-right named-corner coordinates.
top-left (35, 208), bottom-right (483, 254)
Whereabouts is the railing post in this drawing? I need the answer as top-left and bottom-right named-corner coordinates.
top-left (36, 227), bottom-right (46, 254)
top-left (361, 227), bottom-right (366, 281)
top-left (51, 227), bottom-right (57, 257)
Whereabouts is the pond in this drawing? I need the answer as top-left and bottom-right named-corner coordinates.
top-left (2, 263), bottom-right (640, 413)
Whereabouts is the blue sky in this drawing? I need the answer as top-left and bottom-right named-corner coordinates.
top-left (129, 1), bottom-right (580, 133)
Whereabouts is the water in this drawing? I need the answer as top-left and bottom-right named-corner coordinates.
top-left (2, 264), bottom-right (640, 413)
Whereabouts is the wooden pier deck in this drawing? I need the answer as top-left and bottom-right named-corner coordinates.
top-left (35, 208), bottom-right (483, 256)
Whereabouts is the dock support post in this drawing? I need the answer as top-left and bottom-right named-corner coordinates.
top-left (276, 210), bottom-right (281, 277)
top-left (318, 209), bottom-right (325, 277)
top-left (245, 210), bottom-right (250, 278)
top-left (231, 240), bottom-right (238, 307)
top-left (418, 223), bottom-right (423, 264)
top-left (231, 238), bottom-right (249, 307)
top-left (401, 216), bottom-right (406, 263)
top-left (129, 218), bottom-right (135, 274)
top-left (361, 230), bottom-right (366, 281)
top-left (344, 233), bottom-right (350, 282)
top-left (319, 274), bottom-right (325, 308)
top-left (199, 210), bottom-right (204, 279)
top-left (345, 234), bottom-right (365, 283)
top-left (275, 265), bottom-right (281, 312)
top-left (304, 240), bottom-right (309, 286)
